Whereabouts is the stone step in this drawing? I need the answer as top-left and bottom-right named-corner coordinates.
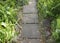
top-left (23, 0), bottom-right (37, 13)
top-left (21, 24), bottom-right (40, 38)
top-left (29, 0), bottom-right (36, 2)
top-left (21, 0), bottom-right (41, 43)
top-left (22, 14), bottom-right (38, 23)
top-left (21, 39), bottom-right (40, 43)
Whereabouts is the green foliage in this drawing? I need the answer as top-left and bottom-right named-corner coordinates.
top-left (37, 0), bottom-right (53, 18)
top-left (37, 0), bottom-right (60, 43)
top-left (37, 0), bottom-right (60, 18)
top-left (0, 0), bottom-right (28, 43)
top-left (51, 17), bottom-right (60, 43)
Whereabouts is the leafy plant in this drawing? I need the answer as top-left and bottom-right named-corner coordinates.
top-left (37, 0), bottom-right (60, 43)
top-left (51, 17), bottom-right (60, 43)
top-left (37, 0), bottom-right (60, 18)
top-left (0, 0), bottom-right (28, 43)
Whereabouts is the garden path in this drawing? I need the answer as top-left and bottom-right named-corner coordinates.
top-left (20, 0), bottom-right (41, 43)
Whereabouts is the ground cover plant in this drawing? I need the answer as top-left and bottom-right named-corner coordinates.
top-left (0, 0), bottom-right (28, 43)
top-left (37, 0), bottom-right (60, 43)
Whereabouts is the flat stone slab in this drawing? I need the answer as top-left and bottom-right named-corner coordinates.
top-left (21, 24), bottom-right (40, 38)
top-left (22, 14), bottom-right (38, 23)
top-left (21, 39), bottom-right (40, 43)
top-left (29, 0), bottom-right (36, 2)
top-left (23, 0), bottom-right (37, 13)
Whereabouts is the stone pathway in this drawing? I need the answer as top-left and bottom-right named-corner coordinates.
top-left (20, 0), bottom-right (41, 43)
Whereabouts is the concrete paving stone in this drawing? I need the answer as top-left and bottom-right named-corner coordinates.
top-left (23, 0), bottom-right (37, 13)
top-left (22, 14), bottom-right (38, 23)
top-left (21, 39), bottom-right (40, 43)
top-left (23, 6), bottom-right (37, 13)
top-left (29, 0), bottom-right (36, 6)
top-left (29, 0), bottom-right (36, 2)
top-left (28, 39), bottom-right (40, 43)
top-left (20, 39), bottom-right (29, 43)
top-left (21, 24), bottom-right (40, 38)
